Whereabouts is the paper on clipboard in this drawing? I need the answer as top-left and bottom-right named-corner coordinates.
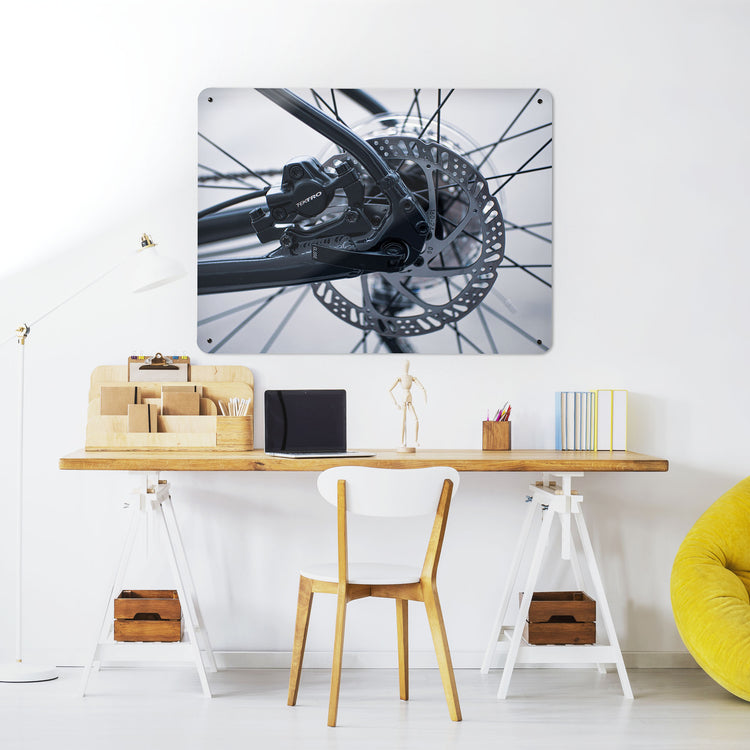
top-left (128, 353), bottom-right (190, 382)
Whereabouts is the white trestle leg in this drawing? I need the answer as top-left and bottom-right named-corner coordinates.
top-left (481, 473), bottom-right (633, 699)
top-left (82, 473), bottom-right (216, 697)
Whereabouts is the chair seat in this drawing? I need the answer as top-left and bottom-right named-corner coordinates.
top-left (300, 562), bottom-right (422, 585)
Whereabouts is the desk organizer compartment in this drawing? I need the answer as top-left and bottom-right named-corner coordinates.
top-left (85, 365), bottom-right (254, 451)
top-left (521, 591), bottom-right (596, 645)
top-left (114, 590), bottom-right (181, 642)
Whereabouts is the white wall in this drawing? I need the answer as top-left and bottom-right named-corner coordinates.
top-left (1, 0), bottom-right (749, 667)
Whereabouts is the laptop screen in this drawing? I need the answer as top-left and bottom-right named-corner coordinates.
top-left (264, 389), bottom-right (347, 453)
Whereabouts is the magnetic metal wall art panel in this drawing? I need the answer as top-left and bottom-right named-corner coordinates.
top-left (198, 88), bottom-right (552, 354)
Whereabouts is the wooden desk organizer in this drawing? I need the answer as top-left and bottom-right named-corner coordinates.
top-left (85, 365), bottom-right (253, 451)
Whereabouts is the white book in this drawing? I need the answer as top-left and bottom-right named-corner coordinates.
top-left (566, 392), bottom-right (576, 450)
top-left (581, 391), bottom-right (590, 451)
top-left (596, 389), bottom-right (613, 450)
top-left (612, 389), bottom-right (628, 450)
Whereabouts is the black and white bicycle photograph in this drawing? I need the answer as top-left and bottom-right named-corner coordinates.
top-left (197, 88), bottom-right (552, 354)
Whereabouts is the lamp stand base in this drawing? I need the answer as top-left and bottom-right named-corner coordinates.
top-left (0, 662), bottom-right (58, 683)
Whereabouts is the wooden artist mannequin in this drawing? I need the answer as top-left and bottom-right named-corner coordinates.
top-left (389, 360), bottom-right (427, 452)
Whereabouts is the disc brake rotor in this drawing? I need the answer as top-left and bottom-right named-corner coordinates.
top-left (311, 135), bottom-right (504, 338)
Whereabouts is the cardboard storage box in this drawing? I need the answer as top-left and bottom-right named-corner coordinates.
top-left (114, 590), bottom-right (181, 642)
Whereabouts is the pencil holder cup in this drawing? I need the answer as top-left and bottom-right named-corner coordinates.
top-left (482, 420), bottom-right (511, 451)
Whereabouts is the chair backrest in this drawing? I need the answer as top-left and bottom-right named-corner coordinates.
top-left (317, 466), bottom-right (460, 517)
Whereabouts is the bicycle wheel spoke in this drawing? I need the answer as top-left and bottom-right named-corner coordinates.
top-left (481, 302), bottom-right (548, 350)
top-left (446, 319), bottom-right (489, 353)
top-left (438, 215), bottom-right (483, 248)
top-left (388, 279), bottom-right (432, 310)
top-left (505, 220), bottom-right (552, 243)
top-left (440, 277), bottom-right (464, 351)
top-left (484, 165), bottom-right (552, 181)
top-left (446, 278), bottom-right (547, 350)
top-left (498, 256), bottom-right (551, 287)
top-left (310, 88), bottom-right (349, 127)
top-left (436, 89), bottom-right (442, 144)
top-left (350, 332), bottom-right (370, 354)
top-left (491, 139), bottom-right (552, 195)
top-left (199, 286), bottom-right (296, 326)
top-left (198, 163), bottom-right (260, 190)
top-left (199, 132), bottom-right (271, 188)
top-left (207, 287), bottom-right (289, 352)
top-left (414, 89), bottom-right (423, 125)
top-left (400, 89), bottom-right (423, 133)
top-left (361, 275), bottom-right (406, 319)
top-left (381, 284), bottom-right (408, 315)
top-left (474, 304), bottom-right (499, 354)
top-left (330, 89), bottom-right (341, 123)
top-left (453, 322), bottom-right (463, 353)
top-left (494, 121), bottom-right (552, 144)
top-left (476, 89), bottom-right (541, 170)
top-left (261, 286), bottom-right (310, 353)
top-left (462, 121), bottom-right (552, 159)
top-left (354, 282), bottom-right (394, 353)
top-left (417, 89), bottom-right (454, 140)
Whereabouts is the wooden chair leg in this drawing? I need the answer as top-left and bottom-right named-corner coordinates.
top-left (423, 585), bottom-right (461, 721)
top-left (396, 599), bottom-right (409, 701)
top-left (288, 576), bottom-right (313, 706)
top-left (328, 585), bottom-right (348, 727)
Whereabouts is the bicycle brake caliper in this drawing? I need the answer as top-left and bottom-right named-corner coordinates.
top-left (251, 156), bottom-right (428, 274)
top-left (251, 157), bottom-right (369, 245)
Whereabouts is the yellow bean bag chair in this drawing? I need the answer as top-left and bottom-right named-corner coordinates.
top-left (671, 476), bottom-right (750, 700)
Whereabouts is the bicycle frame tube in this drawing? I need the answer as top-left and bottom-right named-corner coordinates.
top-left (198, 253), bottom-right (363, 295)
top-left (256, 89), bottom-right (393, 184)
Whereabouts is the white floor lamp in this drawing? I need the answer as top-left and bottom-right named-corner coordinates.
top-left (0, 234), bottom-right (184, 682)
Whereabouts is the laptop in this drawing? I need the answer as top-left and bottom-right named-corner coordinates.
top-left (264, 389), bottom-right (375, 458)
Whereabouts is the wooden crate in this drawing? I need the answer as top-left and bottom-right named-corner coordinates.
top-left (114, 590), bottom-right (181, 642)
top-left (521, 591), bottom-right (596, 645)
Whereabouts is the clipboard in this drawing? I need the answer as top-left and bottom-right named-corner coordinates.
top-left (128, 353), bottom-right (190, 382)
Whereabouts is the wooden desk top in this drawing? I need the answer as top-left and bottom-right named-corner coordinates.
top-left (59, 449), bottom-right (668, 473)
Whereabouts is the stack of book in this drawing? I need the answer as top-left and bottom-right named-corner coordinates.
top-left (555, 390), bottom-right (627, 451)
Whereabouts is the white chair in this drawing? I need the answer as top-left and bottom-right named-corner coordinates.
top-left (287, 466), bottom-right (462, 726)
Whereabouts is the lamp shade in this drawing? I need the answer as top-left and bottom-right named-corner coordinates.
top-left (131, 234), bottom-right (185, 293)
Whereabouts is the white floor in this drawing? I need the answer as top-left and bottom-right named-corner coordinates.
top-left (1, 667), bottom-right (749, 749)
